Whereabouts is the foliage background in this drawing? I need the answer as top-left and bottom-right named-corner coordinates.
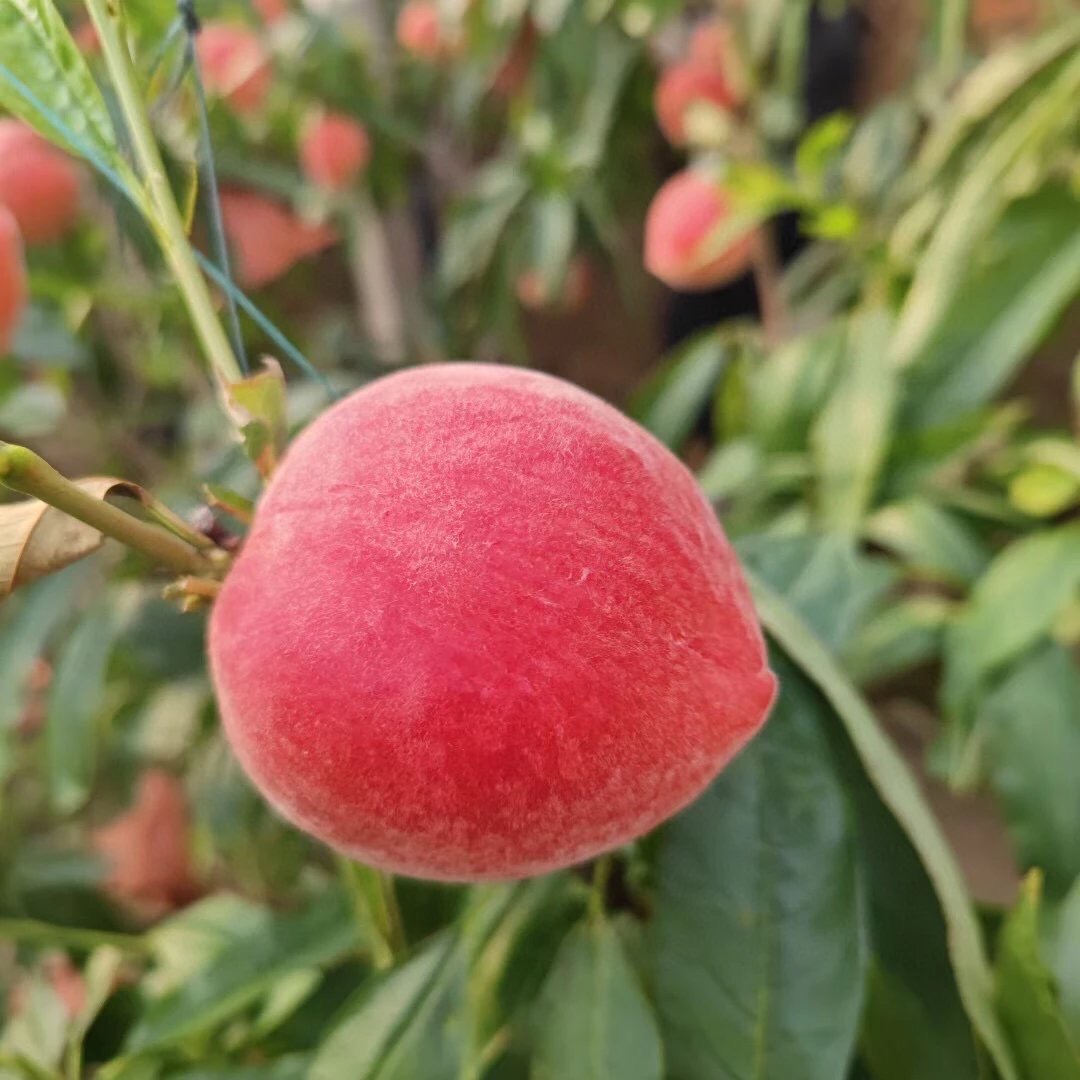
top-left (0, 0), bottom-right (1078, 1077)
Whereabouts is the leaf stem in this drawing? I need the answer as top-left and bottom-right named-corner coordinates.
top-left (337, 858), bottom-right (406, 969)
top-left (84, 0), bottom-right (244, 402)
top-left (0, 917), bottom-right (150, 954)
top-left (0, 444), bottom-right (219, 578)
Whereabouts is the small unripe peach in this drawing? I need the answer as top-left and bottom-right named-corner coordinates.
top-left (396, 0), bottom-right (458, 61)
top-left (0, 208), bottom-right (27, 355)
top-left (219, 189), bottom-right (338, 288)
top-left (515, 255), bottom-right (592, 313)
top-left (209, 363), bottom-right (775, 881)
top-left (654, 62), bottom-right (737, 146)
top-left (196, 23), bottom-right (272, 116)
top-left (299, 112), bottom-right (371, 192)
top-left (0, 122), bottom-right (80, 246)
top-left (644, 169), bottom-right (758, 291)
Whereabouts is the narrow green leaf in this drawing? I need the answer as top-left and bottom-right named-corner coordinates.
top-left (127, 892), bottom-right (359, 1052)
top-left (651, 654), bottom-right (866, 1080)
top-left (811, 307), bottom-right (896, 532)
top-left (523, 193), bottom-right (577, 303)
top-left (865, 498), bottom-right (989, 586)
top-left (631, 332), bottom-right (728, 450)
top-left (534, 918), bottom-right (662, 1080)
top-left (1052, 880), bottom-right (1080, 1046)
top-left (310, 934), bottom-right (461, 1080)
top-left (996, 873), bottom-right (1080, 1080)
top-left (845, 595), bottom-right (951, 686)
top-left (942, 523), bottom-right (1080, 719)
top-left (747, 572), bottom-right (1018, 1079)
top-left (981, 644), bottom-right (1080, 899)
top-left (0, 0), bottom-right (121, 162)
top-left (902, 188), bottom-right (1080, 428)
top-left (46, 604), bottom-right (119, 813)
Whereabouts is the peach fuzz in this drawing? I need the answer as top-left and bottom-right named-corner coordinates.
top-left (0, 207), bottom-right (26, 355)
top-left (644, 169), bottom-right (758, 291)
top-left (299, 112), bottom-right (371, 192)
top-left (0, 121), bottom-right (81, 246)
top-left (196, 23), bottom-right (272, 115)
top-left (208, 363), bottom-right (776, 881)
top-left (654, 62), bottom-right (736, 146)
top-left (219, 189), bottom-right (338, 289)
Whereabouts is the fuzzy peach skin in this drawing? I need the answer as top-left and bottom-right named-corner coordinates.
top-left (209, 364), bottom-right (776, 881)
top-left (644, 169), bottom-right (758, 291)
top-left (0, 207), bottom-right (27, 354)
top-left (299, 112), bottom-right (371, 192)
top-left (654, 62), bottom-right (736, 146)
top-left (0, 122), bottom-right (80, 246)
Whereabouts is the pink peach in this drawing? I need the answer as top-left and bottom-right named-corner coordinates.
top-left (209, 363), bottom-right (775, 881)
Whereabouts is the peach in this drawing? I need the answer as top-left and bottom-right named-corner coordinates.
top-left (209, 363), bottom-right (775, 881)
top-left (644, 169), bottom-right (758, 291)
top-left (654, 61), bottom-right (737, 146)
top-left (0, 207), bottom-right (26, 355)
top-left (396, 0), bottom-right (458, 61)
top-left (253, 0), bottom-right (290, 25)
top-left (0, 121), bottom-right (80, 246)
top-left (219, 189), bottom-right (338, 288)
top-left (196, 23), bottom-right (272, 116)
top-left (299, 111), bottom-right (371, 192)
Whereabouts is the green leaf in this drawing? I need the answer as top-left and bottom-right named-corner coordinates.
top-left (226, 359), bottom-right (288, 480)
top-left (46, 603), bottom-right (119, 813)
top-left (996, 872), bottom-right (1080, 1080)
top-left (942, 523), bottom-right (1080, 720)
top-left (845, 595), bottom-right (951, 686)
top-left (1051, 880), bottom-right (1080, 1046)
top-left (915, 24), bottom-right (1080, 184)
top-left (811, 307), bottom-right (896, 532)
top-left (310, 934), bottom-right (461, 1080)
top-left (0, 0), bottom-right (121, 164)
top-left (650, 654), bottom-right (866, 1080)
top-left (0, 566), bottom-right (83, 774)
top-left (748, 323), bottom-right (845, 453)
top-left (795, 113), bottom-right (855, 186)
top-left (864, 498), bottom-right (989, 586)
top-left (439, 159), bottom-right (529, 292)
top-left (892, 48), bottom-right (1080, 370)
top-left (736, 532), bottom-right (896, 655)
top-left (980, 644), bottom-right (1080, 899)
top-left (533, 918), bottom-right (661, 1080)
top-left (169, 1058), bottom-right (311, 1080)
top-left (902, 187), bottom-right (1080, 428)
top-left (747, 573), bottom-right (1018, 1079)
top-left (127, 892), bottom-right (359, 1052)
top-left (631, 332), bottom-right (728, 450)
top-left (523, 192), bottom-right (577, 303)
top-left (842, 100), bottom-right (919, 205)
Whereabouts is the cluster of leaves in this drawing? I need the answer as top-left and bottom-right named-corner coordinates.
top-left (0, 0), bottom-right (1078, 1078)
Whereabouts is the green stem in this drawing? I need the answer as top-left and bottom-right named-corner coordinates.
top-left (84, 0), bottom-right (243, 402)
top-left (0, 917), bottom-right (150, 954)
top-left (588, 855), bottom-right (612, 923)
top-left (337, 858), bottom-right (406, 969)
top-left (0, 444), bottom-right (218, 578)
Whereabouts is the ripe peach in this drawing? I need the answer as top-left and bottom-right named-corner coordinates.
top-left (219, 189), bottom-right (338, 288)
top-left (654, 61), bottom-right (737, 146)
top-left (0, 207), bottom-right (27, 355)
top-left (209, 363), bottom-right (776, 881)
top-left (644, 169), bottom-right (758, 291)
top-left (0, 121), bottom-right (80, 246)
top-left (515, 255), bottom-right (592, 313)
top-left (396, 0), bottom-right (458, 61)
top-left (299, 112), bottom-right (371, 192)
top-left (196, 23), bottom-right (272, 116)
top-left (253, 0), bottom-right (290, 25)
